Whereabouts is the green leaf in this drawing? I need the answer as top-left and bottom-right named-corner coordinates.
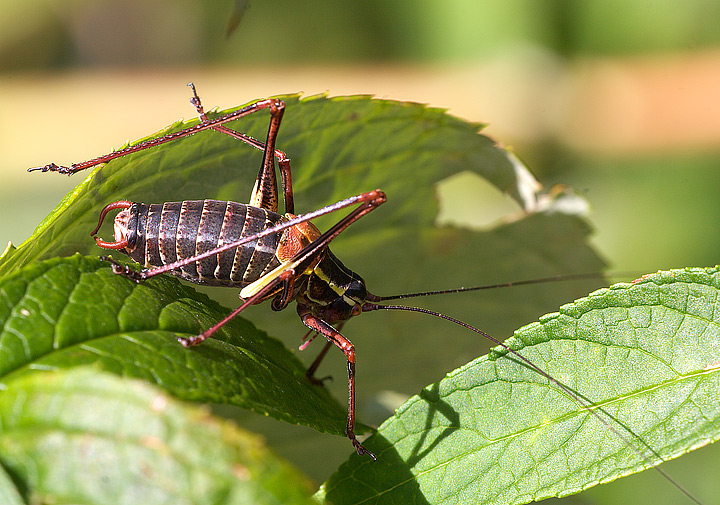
top-left (0, 367), bottom-right (316, 505)
top-left (0, 254), bottom-right (348, 436)
top-left (319, 267), bottom-right (720, 505)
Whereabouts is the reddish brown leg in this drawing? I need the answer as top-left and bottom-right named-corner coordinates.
top-left (299, 309), bottom-right (375, 460)
top-left (28, 91), bottom-right (289, 189)
top-left (304, 320), bottom-right (347, 385)
top-left (178, 269), bottom-right (294, 347)
top-left (186, 83), bottom-right (294, 214)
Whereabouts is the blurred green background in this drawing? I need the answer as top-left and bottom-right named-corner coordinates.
top-left (2, 1), bottom-right (720, 503)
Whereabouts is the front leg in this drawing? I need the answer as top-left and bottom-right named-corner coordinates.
top-left (299, 307), bottom-right (376, 460)
top-left (178, 269), bottom-right (295, 348)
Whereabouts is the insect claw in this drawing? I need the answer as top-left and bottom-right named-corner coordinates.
top-left (361, 447), bottom-right (377, 461)
top-left (349, 435), bottom-right (376, 460)
top-left (177, 336), bottom-right (194, 348)
top-left (27, 163), bottom-right (64, 173)
top-left (100, 256), bottom-right (144, 282)
top-left (178, 334), bottom-right (207, 347)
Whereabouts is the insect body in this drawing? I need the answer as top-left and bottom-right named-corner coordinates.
top-left (99, 199), bottom-right (298, 288)
top-left (96, 196), bottom-right (376, 328)
top-left (29, 85), bottom-right (704, 502)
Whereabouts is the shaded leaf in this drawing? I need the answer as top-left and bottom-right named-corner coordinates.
top-left (0, 254), bottom-right (348, 436)
top-left (0, 368), bottom-right (316, 505)
top-left (319, 267), bottom-right (720, 505)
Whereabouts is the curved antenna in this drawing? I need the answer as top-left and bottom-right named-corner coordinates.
top-left (361, 302), bottom-right (703, 505)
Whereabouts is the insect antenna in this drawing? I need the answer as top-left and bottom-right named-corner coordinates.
top-left (359, 300), bottom-right (704, 504)
top-left (377, 271), bottom-right (627, 301)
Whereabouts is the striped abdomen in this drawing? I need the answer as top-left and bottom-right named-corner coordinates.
top-left (122, 199), bottom-right (284, 287)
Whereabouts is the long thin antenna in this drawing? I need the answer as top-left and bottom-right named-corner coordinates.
top-left (378, 272), bottom-right (611, 301)
top-left (361, 302), bottom-right (703, 505)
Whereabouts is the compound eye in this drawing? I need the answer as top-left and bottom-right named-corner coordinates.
top-left (345, 278), bottom-right (368, 303)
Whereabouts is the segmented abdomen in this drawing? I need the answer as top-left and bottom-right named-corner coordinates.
top-left (126, 199), bottom-right (284, 287)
